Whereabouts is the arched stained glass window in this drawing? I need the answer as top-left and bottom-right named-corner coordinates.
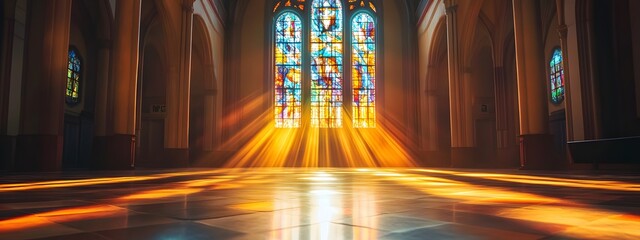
top-left (273, 0), bottom-right (377, 129)
top-left (275, 12), bottom-right (303, 128)
top-left (351, 12), bottom-right (375, 128)
top-left (311, 0), bottom-right (343, 128)
top-left (550, 48), bottom-right (565, 104)
top-left (66, 48), bottom-right (81, 104)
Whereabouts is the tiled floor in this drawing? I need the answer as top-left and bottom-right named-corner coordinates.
top-left (0, 168), bottom-right (639, 239)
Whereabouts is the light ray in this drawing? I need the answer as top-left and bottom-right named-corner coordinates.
top-left (412, 169), bottom-right (640, 192)
top-left (376, 170), bottom-right (640, 239)
top-left (219, 108), bottom-right (416, 168)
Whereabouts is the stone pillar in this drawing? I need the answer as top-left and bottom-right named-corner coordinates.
top-left (106, 0), bottom-right (142, 169)
top-left (0, 0), bottom-right (15, 136)
top-left (0, 0), bottom-right (17, 170)
top-left (424, 66), bottom-right (438, 152)
top-left (555, 0), bottom-right (576, 166)
top-left (15, 0), bottom-right (72, 171)
top-left (94, 40), bottom-right (111, 138)
top-left (494, 66), bottom-right (509, 149)
top-left (92, 40), bottom-right (111, 168)
top-left (555, 0), bottom-right (574, 142)
top-left (203, 91), bottom-right (217, 152)
top-left (494, 65), bottom-right (519, 168)
top-left (203, 63), bottom-right (218, 152)
top-left (445, 0), bottom-right (475, 167)
top-left (512, 0), bottom-right (556, 169)
top-left (164, 0), bottom-right (194, 167)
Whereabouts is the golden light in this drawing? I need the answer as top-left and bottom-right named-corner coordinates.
top-left (218, 108), bottom-right (417, 168)
top-left (118, 175), bottom-right (240, 201)
top-left (374, 170), bottom-right (640, 239)
top-left (412, 169), bottom-right (640, 192)
top-left (0, 205), bottom-right (126, 232)
top-left (270, 190), bottom-right (302, 240)
top-left (118, 188), bottom-right (203, 200)
top-left (229, 202), bottom-right (277, 212)
top-left (0, 169), bottom-right (230, 193)
top-left (301, 172), bottom-right (338, 182)
top-left (350, 185), bottom-right (379, 239)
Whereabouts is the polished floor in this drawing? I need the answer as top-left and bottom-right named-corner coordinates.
top-left (0, 168), bottom-right (639, 240)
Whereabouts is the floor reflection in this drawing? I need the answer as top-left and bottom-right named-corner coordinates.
top-left (0, 168), bottom-right (639, 239)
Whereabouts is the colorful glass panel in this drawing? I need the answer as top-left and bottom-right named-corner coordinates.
top-left (311, 0), bottom-right (343, 128)
top-left (550, 48), bottom-right (564, 104)
top-left (275, 12), bottom-right (303, 128)
top-left (351, 12), bottom-right (375, 128)
top-left (66, 49), bottom-right (81, 103)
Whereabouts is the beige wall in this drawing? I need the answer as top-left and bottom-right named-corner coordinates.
top-left (238, 0), bottom-right (265, 103)
top-left (382, 0), bottom-right (408, 125)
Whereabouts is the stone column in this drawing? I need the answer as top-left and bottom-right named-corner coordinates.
top-left (0, 0), bottom-right (15, 136)
top-left (106, 0), bottom-right (142, 169)
top-left (94, 40), bottom-right (111, 138)
top-left (203, 63), bottom-right (218, 152)
top-left (164, 0), bottom-right (194, 166)
top-left (92, 40), bottom-right (111, 167)
top-left (445, 0), bottom-right (475, 167)
top-left (555, 0), bottom-right (574, 142)
top-left (16, 0), bottom-right (72, 171)
top-left (0, 0), bottom-right (17, 170)
top-left (423, 66), bottom-right (438, 152)
top-left (512, 0), bottom-right (556, 169)
top-left (494, 66), bottom-right (509, 149)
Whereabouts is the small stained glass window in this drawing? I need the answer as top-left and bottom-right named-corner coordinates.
top-left (550, 48), bottom-right (564, 104)
top-left (351, 12), bottom-right (376, 128)
top-left (310, 0), bottom-right (343, 128)
top-left (275, 12), bottom-right (303, 128)
top-left (66, 48), bottom-right (81, 104)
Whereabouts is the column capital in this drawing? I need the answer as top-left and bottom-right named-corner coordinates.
top-left (183, 0), bottom-right (195, 13)
top-left (445, 5), bottom-right (458, 15)
top-left (557, 24), bottom-right (568, 40)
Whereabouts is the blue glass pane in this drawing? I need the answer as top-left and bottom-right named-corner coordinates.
top-left (550, 48), bottom-right (564, 104)
top-left (66, 49), bottom-right (81, 103)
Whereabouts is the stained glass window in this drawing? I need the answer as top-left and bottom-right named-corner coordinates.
top-left (275, 12), bottom-right (303, 128)
top-left (274, 1), bottom-right (378, 128)
top-left (351, 12), bottom-right (375, 128)
top-left (66, 48), bottom-right (81, 104)
top-left (311, 0), bottom-right (343, 128)
top-left (550, 48), bottom-right (564, 104)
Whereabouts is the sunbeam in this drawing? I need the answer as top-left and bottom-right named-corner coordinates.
top-left (214, 108), bottom-right (417, 168)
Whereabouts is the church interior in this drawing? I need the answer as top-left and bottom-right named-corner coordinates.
top-left (1, 0), bottom-right (640, 239)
